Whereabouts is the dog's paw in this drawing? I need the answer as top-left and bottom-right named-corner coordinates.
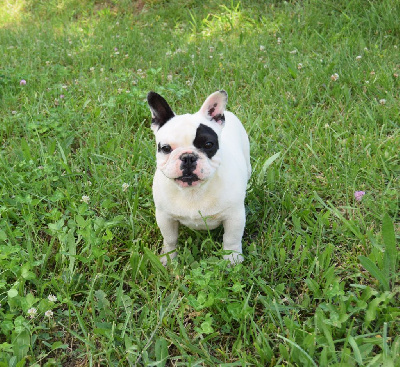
top-left (223, 252), bottom-right (244, 265)
top-left (160, 251), bottom-right (177, 266)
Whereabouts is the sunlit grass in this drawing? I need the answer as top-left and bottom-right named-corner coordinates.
top-left (0, 0), bottom-right (399, 365)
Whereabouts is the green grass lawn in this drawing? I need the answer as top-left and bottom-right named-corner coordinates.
top-left (0, 0), bottom-right (399, 365)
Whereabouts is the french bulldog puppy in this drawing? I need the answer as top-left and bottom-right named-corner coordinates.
top-left (147, 90), bottom-right (251, 265)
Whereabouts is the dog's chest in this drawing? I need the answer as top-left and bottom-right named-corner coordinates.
top-left (174, 213), bottom-right (222, 230)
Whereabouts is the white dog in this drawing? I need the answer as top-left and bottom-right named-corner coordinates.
top-left (147, 90), bottom-right (251, 265)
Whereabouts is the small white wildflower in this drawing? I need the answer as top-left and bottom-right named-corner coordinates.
top-left (90, 67), bottom-right (95, 72)
top-left (81, 195), bottom-right (90, 204)
top-left (356, 55), bottom-right (362, 60)
top-left (45, 310), bottom-right (53, 318)
top-left (28, 308), bottom-right (38, 318)
top-left (12, 110), bottom-right (17, 115)
top-left (289, 49), bottom-right (297, 54)
top-left (117, 88), bottom-right (123, 94)
top-left (186, 80), bottom-right (192, 86)
top-left (297, 63), bottom-right (303, 70)
top-left (331, 73), bottom-right (339, 81)
top-left (259, 45), bottom-right (265, 51)
top-left (209, 46), bottom-right (215, 52)
top-left (48, 294), bottom-right (57, 302)
top-left (167, 74), bottom-right (173, 81)
top-left (122, 183), bottom-right (130, 192)
top-left (277, 37), bottom-right (282, 45)
top-left (364, 47), bottom-right (368, 51)
top-left (365, 81), bottom-right (369, 84)
top-left (379, 99), bottom-right (386, 105)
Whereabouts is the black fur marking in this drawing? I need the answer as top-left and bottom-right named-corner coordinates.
top-left (193, 124), bottom-right (219, 159)
top-left (147, 92), bottom-right (175, 130)
top-left (212, 113), bottom-right (225, 123)
top-left (208, 103), bottom-right (218, 117)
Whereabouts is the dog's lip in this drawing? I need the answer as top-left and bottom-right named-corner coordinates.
top-left (176, 174), bottom-right (199, 181)
top-left (175, 174), bottom-right (200, 185)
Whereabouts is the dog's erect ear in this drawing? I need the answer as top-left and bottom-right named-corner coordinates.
top-left (199, 90), bottom-right (228, 125)
top-left (147, 92), bottom-right (175, 131)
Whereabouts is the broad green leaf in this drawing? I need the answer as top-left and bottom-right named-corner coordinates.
top-left (143, 247), bottom-right (168, 280)
top-left (155, 337), bottom-right (169, 367)
top-left (8, 289), bottom-right (18, 298)
top-left (257, 152), bottom-right (281, 185)
top-left (359, 255), bottom-right (389, 291)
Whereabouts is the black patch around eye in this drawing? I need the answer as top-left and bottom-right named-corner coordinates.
top-left (193, 124), bottom-right (219, 159)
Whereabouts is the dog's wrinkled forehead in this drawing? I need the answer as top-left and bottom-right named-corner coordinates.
top-left (156, 115), bottom-right (219, 146)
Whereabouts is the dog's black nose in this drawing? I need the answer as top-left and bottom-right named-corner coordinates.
top-left (180, 153), bottom-right (198, 166)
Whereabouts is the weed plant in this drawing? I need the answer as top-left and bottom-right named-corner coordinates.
top-left (0, 0), bottom-right (399, 366)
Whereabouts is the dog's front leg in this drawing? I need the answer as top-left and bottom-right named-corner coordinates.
top-left (156, 209), bottom-right (179, 265)
top-left (222, 209), bottom-right (245, 264)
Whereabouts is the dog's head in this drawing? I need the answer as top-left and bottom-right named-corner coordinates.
top-left (147, 90), bottom-right (227, 187)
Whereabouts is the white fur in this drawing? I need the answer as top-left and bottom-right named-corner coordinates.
top-left (150, 91), bottom-right (251, 265)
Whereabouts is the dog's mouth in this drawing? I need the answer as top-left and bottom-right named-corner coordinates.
top-left (175, 174), bottom-right (200, 186)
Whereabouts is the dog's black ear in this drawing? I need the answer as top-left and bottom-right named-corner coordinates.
top-left (147, 92), bottom-right (175, 131)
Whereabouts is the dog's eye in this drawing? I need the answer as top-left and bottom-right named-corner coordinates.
top-left (160, 144), bottom-right (172, 154)
top-left (204, 142), bottom-right (214, 149)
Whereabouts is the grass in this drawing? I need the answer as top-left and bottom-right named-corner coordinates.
top-left (0, 0), bottom-right (399, 365)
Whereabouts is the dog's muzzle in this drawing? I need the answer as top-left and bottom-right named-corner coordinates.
top-left (177, 153), bottom-right (199, 186)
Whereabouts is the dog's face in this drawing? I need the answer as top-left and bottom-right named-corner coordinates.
top-left (147, 91), bottom-right (227, 187)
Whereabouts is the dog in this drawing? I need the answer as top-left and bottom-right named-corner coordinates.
top-left (147, 90), bottom-right (251, 265)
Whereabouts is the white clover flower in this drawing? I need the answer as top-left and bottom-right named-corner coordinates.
top-left (356, 55), bottom-right (362, 60)
top-left (331, 73), bottom-right (339, 81)
top-left (48, 294), bottom-right (57, 302)
top-left (28, 308), bottom-right (38, 318)
top-left (259, 45), bottom-right (265, 51)
top-left (297, 63), bottom-right (303, 70)
top-left (45, 310), bottom-right (53, 318)
top-left (81, 195), bottom-right (90, 204)
top-left (379, 99), bottom-right (386, 105)
top-left (122, 183), bottom-right (130, 192)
